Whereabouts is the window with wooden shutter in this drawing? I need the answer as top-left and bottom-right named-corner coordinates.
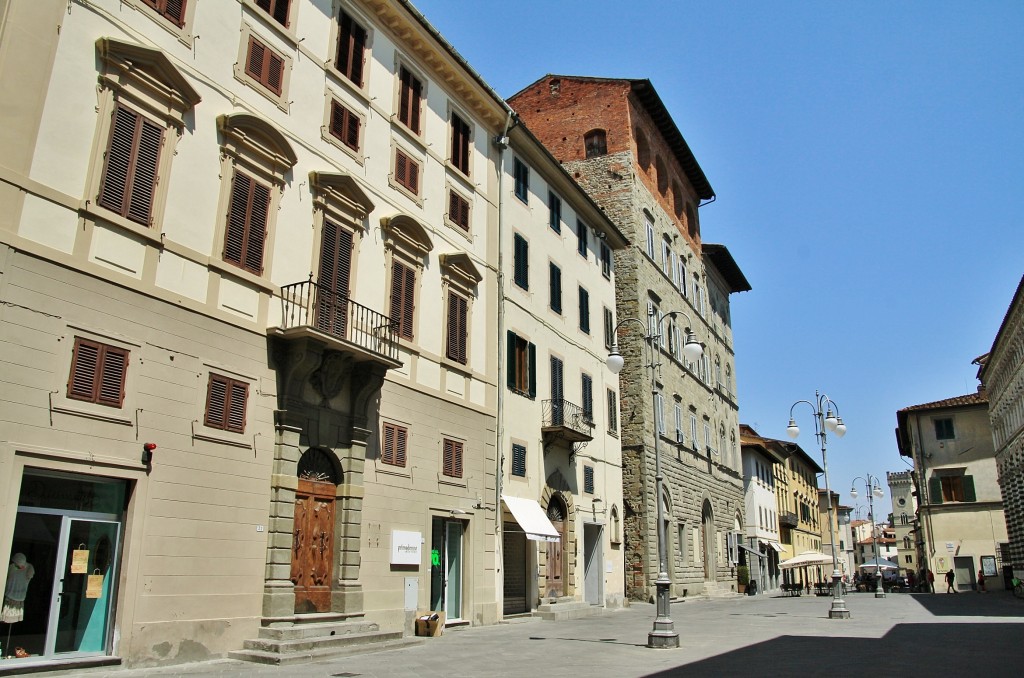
top-left (450, 113), bottom-right (470, 175)
top-left (511, 443), bottom-right (526, 477)
top-left (223, 170), bottom-right (270, 274)
top-left (99, 105), bottom-right (164, 226)
top-left (204, 373), bottom-right (249, 433)
top-left (141, 0), bottom-right (187, 27)
top-left (584, 465), bottom-right (595, 494)
top-left (581, 373), bottom-right (593, 423)
top-left (329, 100), bottom-right (360, 151)
top-left (244, 35), bottom-right (285, 96)
top-left (578, 286), bottom-right (590, 334)
top-left (513, 158), bottom-right (529, 202)
top-left (448, 190), bottom-right (470, 231)
top-left (336, 10), bottom-right (367, 86)
top-left (506, 331), bottom-right (535, 398)
top-left (607, 389), bottom-right (618, 434)
top-left (382, 422), bottom-right (408, 467)
top-left (549, 263), bottom-right (562, 314)
top-left (254, 0), bottom-right (290, 27)
top-left (389, 260), bottom-right (416, 340)
top-left (394, 148), bottom-right (420, 195)
top-left (548, 191), bottom-right (561, 233)
top-left (398, 66), bottom-right (422, 134)
top-left (577, 220), bottom-right (589, 258)
top-left (513, 233), bottom-right (529, 290)
top-left (442, 438), bottom-right (463, 478)
top-left (446, 291), bottom-right (468, 364)
top-left (68, 338), bottom-right (129, 408)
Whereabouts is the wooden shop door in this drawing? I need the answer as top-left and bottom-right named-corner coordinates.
top-left (291, 478), bottom-right (336, 613)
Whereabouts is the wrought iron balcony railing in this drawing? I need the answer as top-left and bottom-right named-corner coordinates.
top-left (541, 399), bottom-right (594, 442)
top-left (277, 280), bottom-right (399, 364)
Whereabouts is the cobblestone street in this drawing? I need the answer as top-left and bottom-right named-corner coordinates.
top-left (42, 591), bottom-right (1024, 678)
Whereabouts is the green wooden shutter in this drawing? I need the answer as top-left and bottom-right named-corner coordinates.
top-left (962, 475), bottom-right (976, 502)
top-left (506, 330), bottom-right (516, 390)
top-left (929, 476), bottom-right (943, 504)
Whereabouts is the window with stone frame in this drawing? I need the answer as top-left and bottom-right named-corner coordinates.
top-left (513, 233), bottom-right (529, 290)
top-left (607, 389), bottom-right (618, 435)
top-left (511, 443), bottom-right (527, 477)
top-left (335, 9), bottom-right (367, 87)
top-left (548, 191), bottom-right (562, 233)
top-left (440, 253), bottom-right (482, 367)
top-left (397, 64), bottom-right (423, 135)
top-left (507, 331), bottom-right (536, 398)
top-left (393, 146), bottom-right (421, 197)
top-left (328, 99), bottom-right (361, 151)
top-left (383, 215), bottom-right (433, 343)
top-left (583, 465), bottom-right (595, 493)
top-left (514, 157), bottom-right (529, 203)
top-left (243, 35), bottom-right (286, 96)
top-left (382, 421), bottom-right (408, 467)
top-left (447, 188), bottom-right (471, 232)
top-left (204, 373), bottom-right (249, 433)
top-left (253, 0), bottom-right (291, 27)
top-left (92, 39), bottom-right (200, 234)
top-left (67, 338), bottom-right (129, 408)
top-left (584, 129), bottom-right (607, 158)
top-left (442, 438), bottom-right (464, 478)
top-left (140, 0), bottom-right (187, 27)
top-left (549, 262), bottom-right (562, 315)
top-left (450, 111), bottom-right (471, 176)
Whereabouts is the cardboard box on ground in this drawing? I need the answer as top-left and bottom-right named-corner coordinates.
top-left (415, 610), bottom-right (445, 637)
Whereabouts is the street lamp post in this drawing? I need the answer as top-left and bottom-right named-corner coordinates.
top-left (786, 392), bottom-right (850, 619)
top-left (607, 310), bottom-right (703, 649)
top-left (850, 475), bottom-right (886, 598)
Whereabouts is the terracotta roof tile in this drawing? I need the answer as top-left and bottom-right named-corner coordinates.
top-left (897, 391), bottom-right (988, 413)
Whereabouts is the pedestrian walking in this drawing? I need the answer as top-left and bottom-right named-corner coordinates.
top-left (945, 568), bottom-right (957, 593)
top-left (927, 568), bottom-right (935, 593)
top-left (978, 569), bottom-right (986, 592)
top-left (907, 570), bottom-right (916, 591)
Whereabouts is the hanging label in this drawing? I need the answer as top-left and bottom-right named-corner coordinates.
top-left (71, 545), bottom-right (89, 574)
top-left (86, 570), bottom-right (104, 599)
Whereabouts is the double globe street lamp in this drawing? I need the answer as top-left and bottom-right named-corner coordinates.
top-left (607, 310), bottom-right (703, 649)
top-left (786, 392), bottom-right (850, 619)
top-left (850, 474), bottom-right (886, 598)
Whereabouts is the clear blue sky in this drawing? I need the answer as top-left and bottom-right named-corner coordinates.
top-left (410, 0), bottom-right (1024, 513)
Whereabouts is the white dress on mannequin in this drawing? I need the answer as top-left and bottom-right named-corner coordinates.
top-left (2, 553), bottom-right (34, 624)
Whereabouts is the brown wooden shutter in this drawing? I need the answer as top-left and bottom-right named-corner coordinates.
top-left (442, 439), bottom-right (463, 478)
top-left (389, 261), bottom-right (415, 340)
top-left (98, 106), bottom-right (136, 218)
top-left (446, 292), bottom-right (468, 364)
top-left (224, 171), bottom-right (269, 275)
top-left (449, 191), bottom-right (469, 231)
top-left (330, 101), bottom-right (360, 151)
top-left (266, 52), bottom-right (284, 95)
top-left (382, 423), bottom-right (407, 467)
top-left (205, 374), bottom-right (228, 429)
top-left (98, 347), bottom-right (129, 407)
top-left (245, 37), bottom-right (265, 81)
top-left (68, 338), bottom-right (128, 407)
top-left (316, 219), bottom-right (352, 336)
top-left (451, 115), bottom-right (469, 175)
top-left (226, 380), bottom-right (248, 433)
top-left (395, 149), bottom-right (420, 195)
top-left (163, 0), bottom-right (186, 26)
top-left (126, 117), bottom-right (163, 225)
top-left (395, 425), bottom-right (407, 467)
top-left (336, 11), bottom-right (366, 86)
top-left (398, 67), bottom-right (421, 134)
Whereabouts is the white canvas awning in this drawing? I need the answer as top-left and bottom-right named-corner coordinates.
top-left (502, 495), bottom-right (560, 542)
top-left (762, 541), bottom-right (785, 553)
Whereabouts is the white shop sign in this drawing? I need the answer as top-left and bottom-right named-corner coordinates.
top-left (392, 530), bottom-right (423, 565)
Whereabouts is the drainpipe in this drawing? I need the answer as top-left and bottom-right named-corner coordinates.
top-left (913, 414), bottom-right (935, 578)
top-left (493, 109), bottom-right (516, 608)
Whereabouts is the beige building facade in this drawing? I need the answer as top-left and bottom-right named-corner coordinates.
top-left (897, 391), bottom-right (1009, 590)
top-left (0, 0), bottom-right (512, 668)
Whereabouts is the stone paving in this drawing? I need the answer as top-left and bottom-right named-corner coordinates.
top-left (45, 590), bottom-right (1024, 678)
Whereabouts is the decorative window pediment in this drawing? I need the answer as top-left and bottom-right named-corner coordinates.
top-left (440, 252), bottom-right (482, 290)
top-left (96, 37), bottom-right (200, 124)
top-left (310, 171), bottom-right (374, 222)
top-left (217, 112), bottom-right (298, 180)
top-left (381, 213), bottom-right (433, 259)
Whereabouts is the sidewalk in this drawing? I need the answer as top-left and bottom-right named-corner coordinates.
top-left (48, 591), bottom-right (1024, 678)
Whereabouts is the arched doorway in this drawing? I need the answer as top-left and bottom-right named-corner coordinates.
top-left (545, 494), bottom-right (568, 597)
top-left (701, 499), bottom-right (715, 581)
top-left (291, 448), bottom-right (342, 613)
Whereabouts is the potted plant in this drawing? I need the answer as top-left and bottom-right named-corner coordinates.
top-left (737, 565), bottom-right (749, 594)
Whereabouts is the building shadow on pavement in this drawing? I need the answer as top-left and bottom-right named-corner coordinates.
top-left (907, 590), bottom-right (1024, 617)
top-left (642, 623), bottom-right (1024, 678)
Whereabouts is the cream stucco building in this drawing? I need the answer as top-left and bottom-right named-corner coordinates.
top-left (897, 390), bottom-right (1008, 590)
top-left (0, 0), bottom-right (527, 668)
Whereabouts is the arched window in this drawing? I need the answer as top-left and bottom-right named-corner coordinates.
top-left (655, 156), bottom-right (668, 195)
top-left (672, 182), bottom-right (685, 218)
top-left (584, 129), bottom-right (607, 158)
top-left (685, 203), bottom-right (699, 240)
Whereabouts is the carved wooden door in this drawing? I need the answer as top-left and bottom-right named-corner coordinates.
top-left (291, 478), bottom-right (335, 613)
top-left (545, 499), bottom-right (566, 598)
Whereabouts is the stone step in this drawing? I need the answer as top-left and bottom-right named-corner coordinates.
top-left (228, 636), bottom-right (421, 667)
top-left (242, 628), bottom-right (404, 655)
top-left (535, 601), bottom-right (607, 621)
top-left (256, 619), bottom-right (381, 641)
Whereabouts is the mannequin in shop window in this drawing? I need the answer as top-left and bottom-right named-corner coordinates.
top-left (3, 553), bottom-right (34, 657)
